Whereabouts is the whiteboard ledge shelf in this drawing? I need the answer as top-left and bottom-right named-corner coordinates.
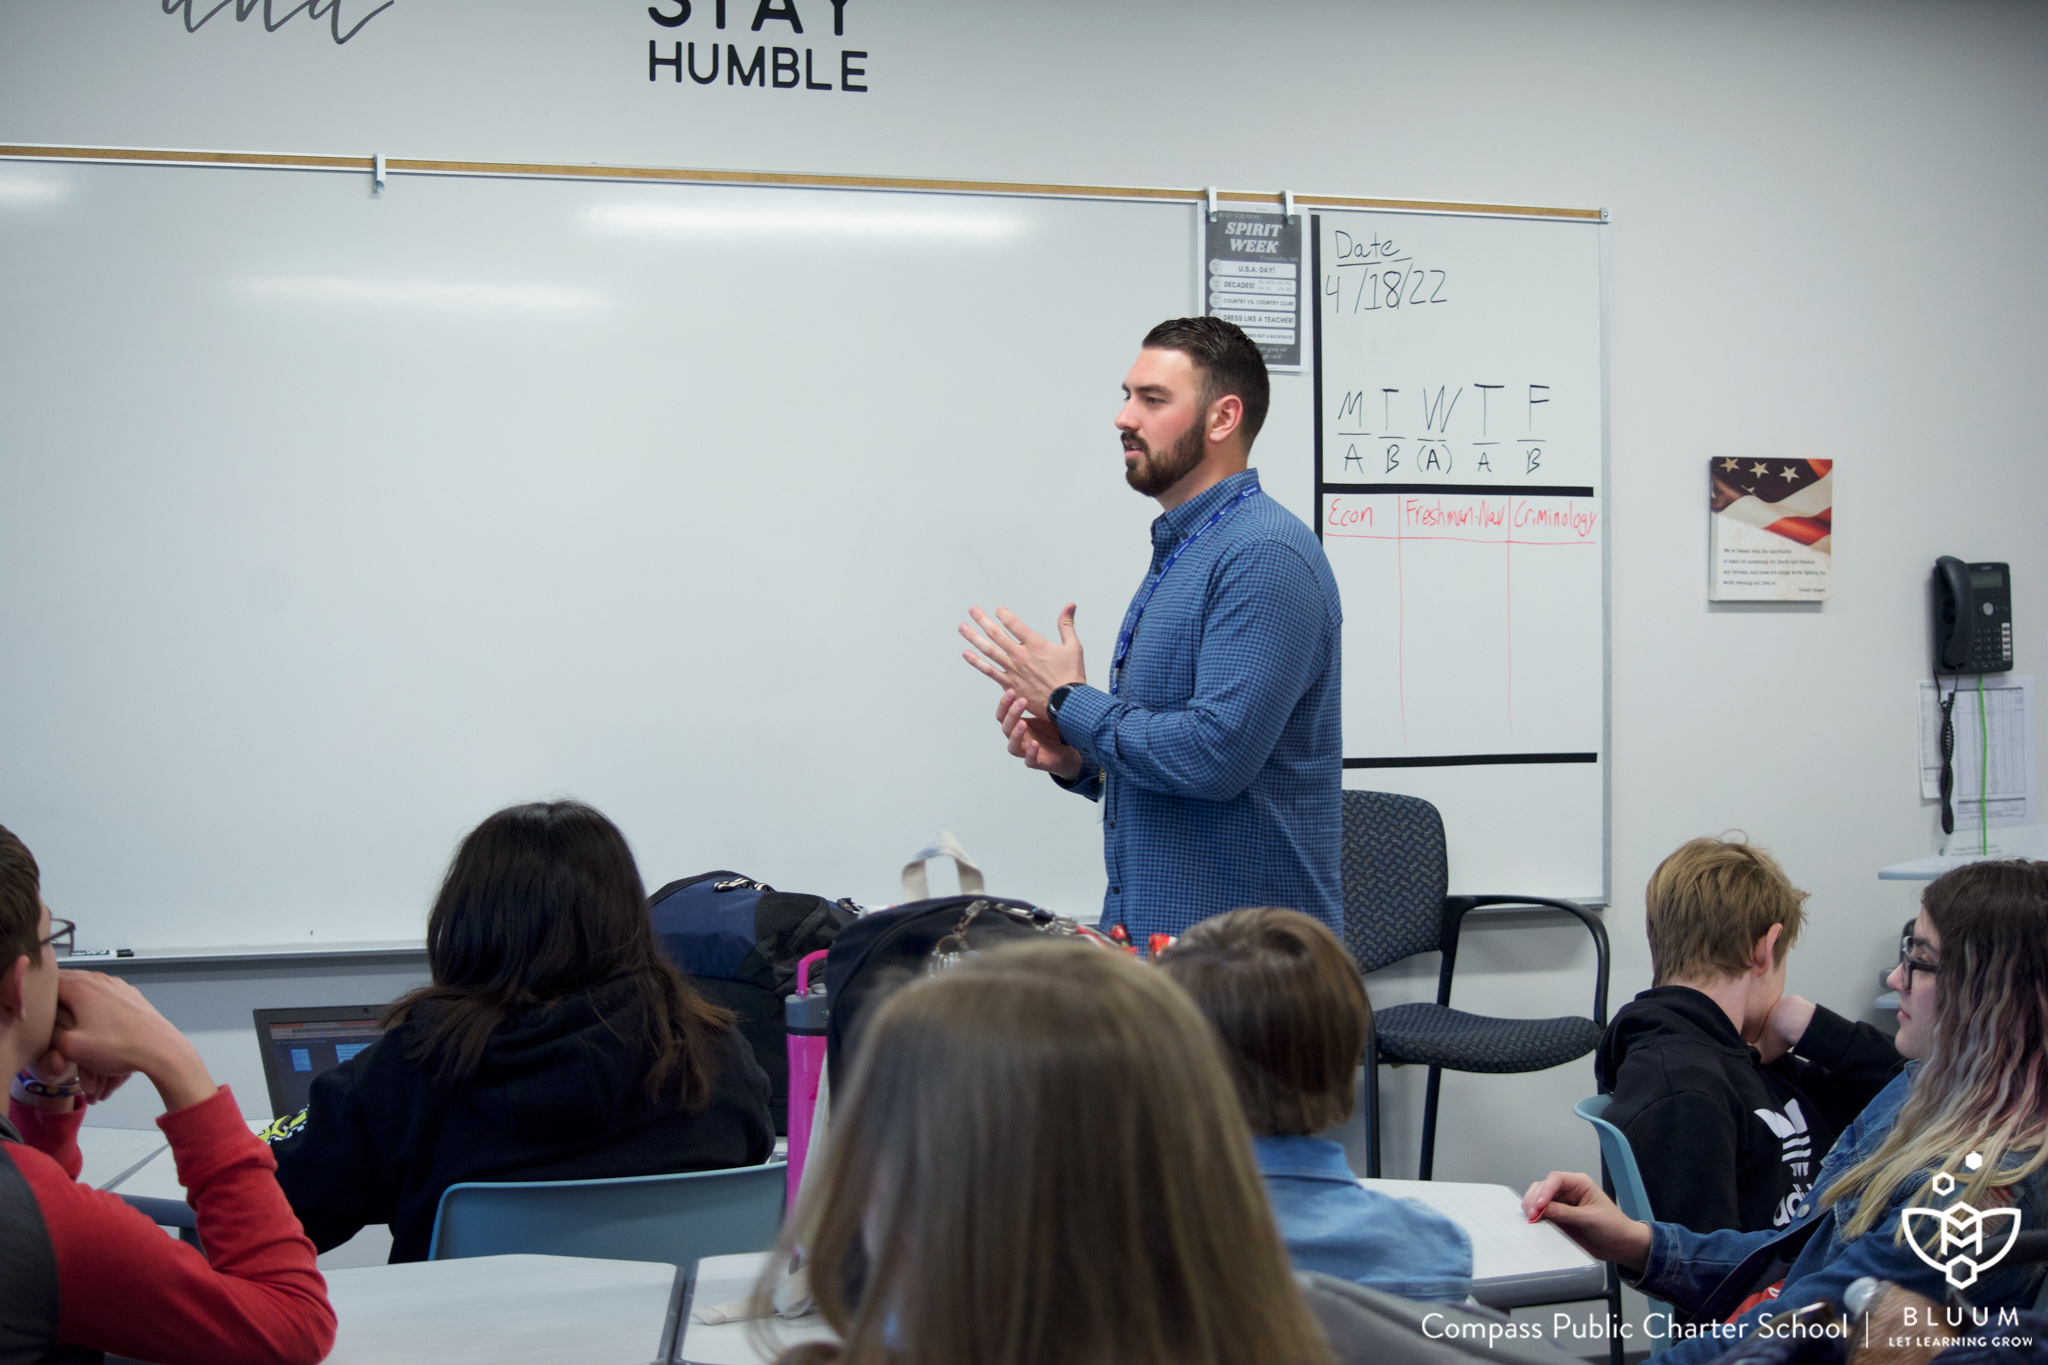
top-left (60, 940), bottom-right (427, 969)
top-left (0, 143), bottom-right (1604, 222)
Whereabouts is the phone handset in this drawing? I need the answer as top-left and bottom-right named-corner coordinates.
top-left (1935, 555), bottom-right (1973, 671)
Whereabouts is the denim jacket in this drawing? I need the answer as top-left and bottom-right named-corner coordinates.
top-left (1641, 1066), bottom-right (2048, 1365)
top-left (1254, 1135), bottom-right (1474, 1302)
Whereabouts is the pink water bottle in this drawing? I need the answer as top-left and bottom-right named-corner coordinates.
top-left (784, 949), bottom-right (831, 1209)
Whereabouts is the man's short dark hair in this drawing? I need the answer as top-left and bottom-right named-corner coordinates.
top-left (0, 823), bottom-right (42, 969)
top-left (1156, 906), bottom-right (1368, 1135)
top-left (1142, 316), bottom-right (1271, 449)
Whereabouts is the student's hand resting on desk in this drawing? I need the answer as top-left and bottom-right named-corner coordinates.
top-left (51, 971), bottom-right (218, 1113)
top-left (1522, 1172), bottom-right (1654, 1274)
top-left (998, 689), bottom-right (1084, 782)
top-left (1756, 994), bottom-right (1818, 1065)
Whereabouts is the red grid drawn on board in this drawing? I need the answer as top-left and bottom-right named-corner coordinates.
top-left (1323, 493), bottom-right (1599, 741)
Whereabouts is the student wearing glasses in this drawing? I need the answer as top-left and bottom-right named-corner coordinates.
top-left (1524, 860), bottom-right (2048, 1365)
top-left (0, 823), bottom-right (335, 1365)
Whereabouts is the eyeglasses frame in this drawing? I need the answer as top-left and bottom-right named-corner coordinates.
top-left (37, 917), bottom-right (74, 959)
top-left (1897, 931), bottom-right (1940, 983)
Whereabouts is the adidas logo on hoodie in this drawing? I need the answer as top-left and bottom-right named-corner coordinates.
top-left (1755, 1099), bottom-right (1814, 1226)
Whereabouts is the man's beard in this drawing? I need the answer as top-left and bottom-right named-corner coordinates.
top-left (1123, 422), bottom-right (1205, 497)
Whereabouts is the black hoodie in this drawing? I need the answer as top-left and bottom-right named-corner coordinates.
top-left (267, 978), bottom-right (774, 1262)
top-left (1593, 986), bottom-right (1902, 1235)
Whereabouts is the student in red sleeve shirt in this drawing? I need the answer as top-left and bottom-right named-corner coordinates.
top-left (0, 823), bottom-right (335, 1365)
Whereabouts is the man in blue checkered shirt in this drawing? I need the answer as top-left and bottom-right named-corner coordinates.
top-left (960, 317), bottom-right (1342, 942)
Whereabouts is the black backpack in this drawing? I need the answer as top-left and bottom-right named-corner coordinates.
top-left (821, 895), bottom-right (1090, 1089)
top-left (649, 871), bottom-right (861, 1133)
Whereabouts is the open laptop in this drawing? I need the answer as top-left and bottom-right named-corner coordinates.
top-left (252, 1005), bottom-right (388, 1120)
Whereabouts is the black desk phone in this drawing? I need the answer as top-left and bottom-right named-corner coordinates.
top-left (1931, 556), bottom-right (2015, 836)
top-left (1933, 556), bottom-right (2013, 675)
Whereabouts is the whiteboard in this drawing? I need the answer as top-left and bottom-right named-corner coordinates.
top-left (0, 158), bottom-right (1205, 950)
top-left (1312, 210), bottom-right (1607, 901)
top-left (0, 158), bottom-right (1608, 951)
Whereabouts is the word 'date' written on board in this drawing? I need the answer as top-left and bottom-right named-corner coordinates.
top-left (1315, 219), bottom-right (1599, 492)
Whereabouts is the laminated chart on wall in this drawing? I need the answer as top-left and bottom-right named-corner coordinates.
top-left (1312, 210), bottom-right (1606, 898)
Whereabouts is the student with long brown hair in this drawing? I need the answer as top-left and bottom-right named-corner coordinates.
top-left (269, 800), bottom-right (773, 1261)
top-left (1523, 860), bottom-right (2048, 1365)
top-left (767, 938), bottom-right (1336, 1365)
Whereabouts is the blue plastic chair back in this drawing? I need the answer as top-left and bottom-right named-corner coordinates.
top-left (1574, 1096), bottom-right (1670, 1355)
top-left (426, 1162), bottom-right (787, 1269)
top-left (1573, 1096), bottom-right (1655, 1223)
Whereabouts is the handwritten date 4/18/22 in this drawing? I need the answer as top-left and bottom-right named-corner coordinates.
top-left (1326, 229), bottom-right (1448, 312)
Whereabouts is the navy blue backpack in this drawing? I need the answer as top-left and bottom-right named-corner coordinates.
top-left (648, 871), bottom-right (861, 1133)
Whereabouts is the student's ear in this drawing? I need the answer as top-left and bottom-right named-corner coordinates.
top-left (1751, 923), bottom-right (1784, 976)
top-left (0, 953), bottom-right (26, 1024)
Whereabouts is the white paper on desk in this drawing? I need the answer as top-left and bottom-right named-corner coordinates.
top-left (1361, 1179), bottom-right (1593, 1280)
top-left (1918, 675), bottom-right (2035, 828)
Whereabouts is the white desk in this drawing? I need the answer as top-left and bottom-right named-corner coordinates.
top-left (74, 1125), bottom-right (168, 1191)
top-left (324, 1254), bottom-right (682, 1365)
top-left (677, 1182), bottom-right (1604, 1363)
top-left (681, 1253), bottom-right (831, 1365)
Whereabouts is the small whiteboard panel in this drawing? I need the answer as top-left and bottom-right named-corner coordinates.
top-left (1313, 211), bottom-right (1606, 901)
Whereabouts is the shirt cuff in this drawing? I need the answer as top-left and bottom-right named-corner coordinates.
top-left (1053, 764), bottom-right (1103, 800)
top-left (8, 1097), bottom-right (85, 1172)
top-left (1632, 1220), bottom-right (1682, 1297)
top-left (1051, 683), bottom-right (1113, 753)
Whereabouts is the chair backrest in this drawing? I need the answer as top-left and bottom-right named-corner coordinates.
top-left (1572, 1096), bottom-right (1655, 1224)
top-left (1572, 1097), bottom-right (1674, 1354)
top-left (1341, 791), bottom-right (1450, 974)
top-left (427, 1161), bottom-right (787, 1267)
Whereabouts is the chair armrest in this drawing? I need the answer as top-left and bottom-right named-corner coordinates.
top-left (1439, 896), bottom-right (1611, 1025)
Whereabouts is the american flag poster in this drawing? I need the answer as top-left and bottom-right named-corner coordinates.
top-left (1709, 458), bottom-right (1833, 601)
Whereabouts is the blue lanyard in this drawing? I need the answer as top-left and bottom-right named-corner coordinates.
top-left (1110, 485), bottom-right (1257, 697)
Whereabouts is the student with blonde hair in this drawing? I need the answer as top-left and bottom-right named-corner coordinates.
top-left (768, 938), bottom-right (1337, 1365)
top-left (1525, 859), bottom-right (2048, 1365)
top-left (1597, 834), bottom-right (1900, 1232)
top-left (1158, 906), bottom-right (1472, 1301)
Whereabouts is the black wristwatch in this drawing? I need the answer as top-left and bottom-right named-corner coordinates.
top-left (1048, 684), bottom-right (1078, 717)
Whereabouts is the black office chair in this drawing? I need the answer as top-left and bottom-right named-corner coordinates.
top-left (1341, 789), bottom-right (1610, 1179)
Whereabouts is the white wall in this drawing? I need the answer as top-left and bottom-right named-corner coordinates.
top-left (5, 0), bottom-right (2045, 1219)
